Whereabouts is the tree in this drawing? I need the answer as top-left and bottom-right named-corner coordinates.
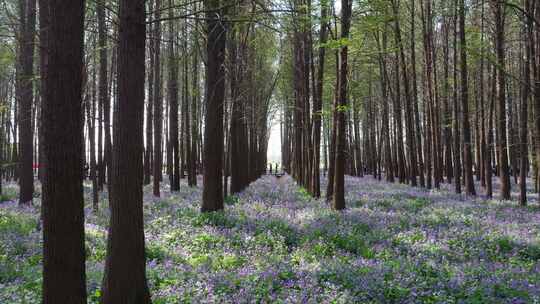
top-left (88, 50), bottom-right (98, 212)
top-left (332, 0), bottom-right (351, 210)
top-left (97, 0), bottom-right (111, 193)
top-left (392, 0), bottom-right (417, 186)
top-left (18, 0), bottom-right (36, 205)
top-left (519, 0), bottom-right (532, 205)
top-left (201, 0), bottom-right (227, 212)
top-left (311, 0), bottom-right (329, 198)
top-left (535, 0), bottom-right (540, 204)
top-left (452, 0), bottom-right (462, 194)
top-left (40, 0), bottom-right (87, 302)
top-left (190, 24), bottom-right (199, 187)
top-left (167, 0), bottom-right (180, 191)
top-left (491, 0), bottom-right (511, 200)
top-left (144, 0), bottom-right (154, 186)
top-left (100, 0), bottom-right (151, 302)
top-left (153, 0), bottom-right (163, 197)
top-left (411, 0), bottom-right (425, 187)
top-left (459, 0), bottom-right (475, 195)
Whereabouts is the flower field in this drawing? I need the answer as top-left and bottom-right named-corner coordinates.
top-left (1, 175), bottom-right (539, 303)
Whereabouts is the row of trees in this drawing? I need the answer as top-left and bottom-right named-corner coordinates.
top-left (0, 0), bottom-right (282, 302)
top-left (0, 0), bottom-right (281, 207)
top-left (280, 0), bottom-right (540, 207)
top-left (1, 0), bottom-right (540, 301)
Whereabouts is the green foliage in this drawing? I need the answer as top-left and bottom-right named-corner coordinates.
top-left (0, 210), bottom-right (36, 236)
top-left (224, 195), bottom-right (240, 206)
top-left (191, 211), bottom-right (237, 229)
top-left (256, 219), bottom-right (299, 248)
top-left (0, 187), bottom-right (19, 203)
top-left (146, 244), bottom-right (169, 262)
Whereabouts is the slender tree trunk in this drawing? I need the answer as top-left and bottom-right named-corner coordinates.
top-left (18, 0), bottom-right (36, 205)
top-left (98, 1), bottom-right (112, 192)
top-left (153, 0), bottom-right (163, 196)
top-left (459, 0), bottom-right (476, 195)
top-left (89, 51), bottom-right (98, 212)
top-left (101, 0), bottom-right (151, 302)
top-left (190, 35), bottom-right (199, 187)
top-left (452, 0), bottom-right (462, 194)
top-left (144, 0), bottom-right (154, 185)
top-left (311, 0), bottom-right (328, 198)
top-left (376, 26), bottom-right (394, 182)
top-left (392, 42), bottom-right (406, 183)
top-left (393, 0), bottom-right (417, 186)
top-left (168, 0), bottom-right (180, 191)
top-left (492, 0), bottom-right (511, 199)
top-left (332, 0), bottom-right (351, 210)
top-left (534, 0), bottom-right (540, 203)
top-left (201, 0), bottom-right (226, 212)
top-left (326, 50), bottom-right (339, 201)
top-left (183, 37), bottom-right (192, 186)
top-left (479, 0), bottom-right (486, 188)
top-left (519, 0), bottom-right (532, 205)
top-left (486, 64), bottom-right (496, 198)
top-left (442, 9), bottom-right (454, 184)
top-left (411, 0), bottom-right (425, 187)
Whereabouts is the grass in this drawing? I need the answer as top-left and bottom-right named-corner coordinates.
top-left (0, 175), bottom-right (539, 303)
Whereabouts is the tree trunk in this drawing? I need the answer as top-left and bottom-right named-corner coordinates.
top-left (18, 0), bottom-right (36, 205)
top-left (201, 0), bottom-right (226, 212)
top-left (411, 0), bottom-right (425, 187)
top-left (98, 0), bottom-right (112, 192)
top-left (332, 0), bottom-right (351, 210)
top-left (442, 7), bottom-right (454, 184)
top-left (144, 0), bottom-right (154, 185)
top-left (311, 0), bottom-right (328, 198)
top-left (492, 0), bottom-right (511, 200)
top-left (486, 64), bottom-right (496, 198)
top-left (168, 0), bottom-right (180, 191)
top-left (89, 50), bottom-right (98, 211)
top-left (40, 1), bottom-right (87, 302)
top-left (153, 0), bottom-right (163, 196)
top-left (534, 0), bottom-right (540, 204)
top-left (101, 0), bottom-right (152, 302)
top-left (392, 0), bottom-right (417, 186)
top-left (376, 25), bottom-right (394, 182)
top-left (190, 36), bottom-right (199, 187)
top-left (459, 0), bottom-right (476, 195)
top-left (326, 50), bottom-right (339, 201)
top-left (452, 0), bottom-right (462, 194)
top-left (519, 0), bottom-right (532, 205)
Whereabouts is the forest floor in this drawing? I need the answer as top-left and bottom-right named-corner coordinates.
top-left (1, 174), bottom-right (540, 303)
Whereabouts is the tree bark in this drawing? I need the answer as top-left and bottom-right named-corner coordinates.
top-left (201, 0), bottom-right (226, 212)
top-left (168, 0), bottom-right (180, 191)
top-left (101, 0), bottom-right (151, 302)
top-left (452, 0), bottom-right (462, 194)
top-left (392, 0), bottom-right (417, 186)
top-left (311, 0), bottom-right (328, 198)
top-left (492, 0), bottom-right (511, 200)
top-left (332, 0), bottom-right (351, 210)
top-left (459, 0), bottom-right (476, 195)
top-left (40, 1), bottom-right (87, 302)
top-left (144, 0), bottom-right (154, 185)
top-left (18, 0), bottom-right (36, 205)
top-left (98, 0), bottom-right (112, 193)
top-left (153, 0), bottom-right (163, 196)
top-left (519, 0), bottom-right (532, 205)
